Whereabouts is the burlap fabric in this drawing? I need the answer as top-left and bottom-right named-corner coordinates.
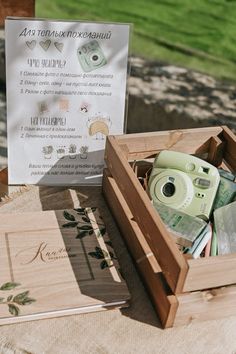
top-left (0, 186), bottom-right (236, 354)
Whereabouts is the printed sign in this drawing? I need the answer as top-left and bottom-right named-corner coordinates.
top-left (5, 18), bottom-right (130, 185)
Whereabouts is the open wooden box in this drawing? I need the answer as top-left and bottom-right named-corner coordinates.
top-left (102, 126), bottom-right (236, 327)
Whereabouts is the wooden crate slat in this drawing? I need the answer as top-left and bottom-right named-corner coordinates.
top-left (103, 169), bottom-right (161, 274)
top-left (116, 126), bottom-right (223, 142)
top-left (115, 127), bottom-right (223, 159)
top-left (105, 136), bottom-right (188, 293)
top-left (184, 255), bottom-right (236, 292)
top-left (208, 136), bottom-right (225, 166)
top-left (222, 125), bottom-right (236, 171)
top-left (102, 169), bottom-right (178, 328)
top-left (175, 284), bottom-right (236, 326)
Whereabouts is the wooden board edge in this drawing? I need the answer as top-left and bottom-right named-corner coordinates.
top-left (113, 127), bottom-right (223, 142)
top-left (183, 254), bottom-right (236, 292)
top-left (221, 125), bottom-right (236, 170)
top-left (104, 136), bottom-right (188, 294)
top-left (0, 301), bottom-right (128, 326)
top-left (174, 283), bottom-right (236, 327)
top-left (108, 127), bottom-right (222, 160)
top-left (208, 136), bottom-right (225, 166)
top-left (102, 169), bottom-right (179, 328)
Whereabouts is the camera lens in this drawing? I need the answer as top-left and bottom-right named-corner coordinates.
top-left (92, 54), bottom-right (99, 62)
top-left (162, 182), bottom-right (175, 197)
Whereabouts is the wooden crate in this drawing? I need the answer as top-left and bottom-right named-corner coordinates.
top-left (103, 169), bottom-right (236, 327)
top-left (102, 126), bottom-right (236, 327)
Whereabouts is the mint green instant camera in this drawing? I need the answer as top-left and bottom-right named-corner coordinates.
top-left (148, 150), bottom-right (220, 220)
top-left (77, 40), bottom-right (107, 72)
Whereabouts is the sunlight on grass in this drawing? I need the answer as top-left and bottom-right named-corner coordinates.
top-left (36, 0), bottom-right (236, 81)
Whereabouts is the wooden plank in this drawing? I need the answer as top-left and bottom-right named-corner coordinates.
top-left (208, 136), bottom-right (225, 166)
top-left (115, 127), bottom-right (223, 159)
top-left (222, 125), bottom-right (236, 171)
top-left (0, 168), bottom-right (8, 185)
top-left (0, 0), bottom-right (35, 27)
top-left (193, 137), bottom-right (211, 159)
top-left (102, 169), bottom-right (178, 328)
top-left (116, 126), bottom-right (223, 141)
top-left (183, 255), bottom-right (236, 292)
top-left (175, 284), bottom-right (236, 326)
top-left (0, 168), bottom-right (8, 198)
top-left (104, 136), bottom-right (188, 293)
top-left (103, 169), bottom-right (161, 274)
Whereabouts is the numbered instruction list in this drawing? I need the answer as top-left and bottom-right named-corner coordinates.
top-left (5, 18), bottom-right (130, 185)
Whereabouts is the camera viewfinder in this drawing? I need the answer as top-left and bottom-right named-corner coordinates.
top-left (201, 167), bottom-right (210, 174)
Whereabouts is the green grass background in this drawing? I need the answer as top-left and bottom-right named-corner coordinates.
top-left (36, 0), bottom-right (236, 81)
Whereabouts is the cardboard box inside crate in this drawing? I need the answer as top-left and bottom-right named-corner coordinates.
top-left (104, 126), bottom-right (236, 294)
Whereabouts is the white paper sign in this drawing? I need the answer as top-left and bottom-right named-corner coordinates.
top-left (5, 18), bottom-right (130, 185)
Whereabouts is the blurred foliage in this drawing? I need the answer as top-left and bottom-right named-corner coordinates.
top-left (36, 0), bottom-right (236, 81)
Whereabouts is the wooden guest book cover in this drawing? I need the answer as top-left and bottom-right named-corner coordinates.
top-left (0, 208), bottom-right (130, 325)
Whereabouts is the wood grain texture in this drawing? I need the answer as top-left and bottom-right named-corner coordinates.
top-left (102, 169), bottom-right (178, 328)
top-left (105, 136), bottom-right (188, 294)
top-left (0, 0), bottom-right (35, 27)
top-left (208, 136), bottom-right (225, 166)
top-left (105, 126), bottom-right (236, 294)
top-left (184, 255), bottom-right (236, 292)
top-left (0, 208), bottom-right (130, 325)
top-left (103, 169), bottom-right (236, 328)
top-left (222, 125), bottom-right (236, 171)
top-left (114, 127), bottom-right (223, 159)
top-left (175, 284), bottom-right (236, 326)
top-left (103, 170), bottom-right (161, 274)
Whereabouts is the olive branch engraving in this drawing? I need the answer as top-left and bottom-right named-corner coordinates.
top-left (0, 282), bottom-right (36, 316)
top-left (88, 246), bottom-right (117, 270)
top-left (62, 208), bottom-right (106, 239)
top-left (62, 209), bottom-right (117, 270)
